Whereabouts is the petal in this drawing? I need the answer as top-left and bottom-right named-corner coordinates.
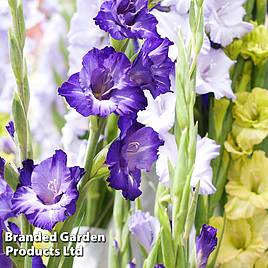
top-left (5, 121), bottom-right (15, 138)
top-left (31, 150), bottom-right (71, 204)
top-left (123, 125), bottom-right (164, 171)
top-left (69, 166), bottom-right (85, 183)
top-left (19, 159), bottom-right (35, 187)
top-left (12, 186), bottom-right (78, 231)
top-left (0, 157), bottom-right (5, 180)
top-left (79, 47), bottom-right (115, 89)
top-left (137, 90), bottom-right (176, 135)
top-left (113, 86), bottom-right (147, 115)
top-left (58, 73), bottom-right (92, 117)
top-left (128, 210), bottom-right (160, 253)
top-left (191, 136), bottom-right (220, 195)
top-left (107, 163), bottom-right (142, 201)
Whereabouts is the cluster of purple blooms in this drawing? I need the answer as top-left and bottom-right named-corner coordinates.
top-left (59, 0), bottom-right (174, 201)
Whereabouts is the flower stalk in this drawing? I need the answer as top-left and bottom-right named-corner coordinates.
top-left (8, 1), bottom-right (33, 267)
top-left (8, 0), bottom-right (32, 160)
top-left (172, 0), bottom-right (203, 265)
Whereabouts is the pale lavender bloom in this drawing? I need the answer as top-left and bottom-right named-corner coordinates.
top-left (68, 0), bottom-right (109, 74)
top-left (128, 210), bottom-right (160, 253)
top-left (161, 0), bottom-right (190, 14)
top-left (204, 0), bottom-right (253, 47)
top-left (152, 4), bottom-right (210, 61)
top-left (196, 48), bottom-right (236, 100)
top-left (156, 134), bottom-right (220, 195)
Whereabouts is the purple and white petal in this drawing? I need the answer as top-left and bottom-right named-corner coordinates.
top-left (59, 47), bottom-right (146, 117)
top-left (12, 150), bottom-right (84, 230)
top-left (94, 0), bottom-right (158, 40)
top-left (5, 121), bottom-right (15, 138)
top-left (130, 37), bottom-right (174, 98)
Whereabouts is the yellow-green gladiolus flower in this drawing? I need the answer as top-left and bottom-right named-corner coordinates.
top-left (225, 24), bottom-right (268, 66)
top-left (225, 151), bottom-right (268, 219)
top-left (232, 88), bottom-right (268, 151)
top-left (254, 252), bottom-right (268, 268)
top-left (241, 25), bottom-right (268, 66)
top-left (224, 133), bottom-right (252, 160)
top-left (209, 213), bottom-right (268, 268)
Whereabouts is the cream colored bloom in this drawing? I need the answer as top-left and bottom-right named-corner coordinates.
top-left (232, 88), bottom-right (268, 151)
top-left (209, 213), bottom-right (268, 268)
top-left (225, 151), bottom-right (268, 219)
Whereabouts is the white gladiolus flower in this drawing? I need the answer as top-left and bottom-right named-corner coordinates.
top-left (156, 134), bottom-right (220, 195)
top-left (152, 2), bottom-right (210, 61)
top-left (191, 136), bottom-right (221, 194)
top-left (137, 91), bottom-right (176, 136)
top-left (196, 48), bottom-right (236, 100)
top-left (204, 0), bottom-right (253, 47)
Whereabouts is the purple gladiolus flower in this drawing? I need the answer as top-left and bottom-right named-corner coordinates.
top-left (130, 37), bottom-right (174, 98)
top-left (127, 262), bottom-right (136, 268)
top-left (5, 121), bottom-right (15, 138)
top-left (154, 265), bottom-right (165, 268)
top-left (0, 228), bottom-right (12, 268)
top-left (106, 116), bottom-right (163, 200)
top-left (94, 0), bottom-right (158, 40)
top-left (0, 158), bottom-right (4, 179)
top-left (59, 47), bottom-right (147, 117)
top-left (12, 150), bottom-right (85, 231)
top-left (196, 224), bottom-right (217, 268)
top-left (32, 256), bottom-right (46, 268)
top-left (128, 210), bottom-right (160, 252)
top-left (0, 158), bottom-right (15, 221)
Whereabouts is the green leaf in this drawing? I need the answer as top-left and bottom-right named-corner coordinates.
top-left (8, 30), bottom-right (23, 83)
top-left (90, 146), bottom-right (109, 178)
top-left (59, 211), bottom-right (85, 268)
top-left (12, 92), bottom-right (28, 160)
top-left (4, 162), bottom-right (19, 190)
top-left (184, 182), bottom-right (200, 241)
top-left (110, 37), bottom-right (129, 53)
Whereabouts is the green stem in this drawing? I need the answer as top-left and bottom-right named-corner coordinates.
top-left (82, 117), bottom-right (106, 187)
